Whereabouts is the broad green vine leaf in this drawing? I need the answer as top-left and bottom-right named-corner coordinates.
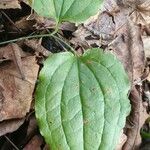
top-left (31, 0), bottom-right (103, 23)
top-left (35, 48), bottom-right (131, 150)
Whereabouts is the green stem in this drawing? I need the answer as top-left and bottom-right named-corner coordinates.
top-left (51, 22), bottom-right (59, 35)
top-left (0, 34), bottom-right (51, 45)
top-left (0, 33), bottom-right (77, 55)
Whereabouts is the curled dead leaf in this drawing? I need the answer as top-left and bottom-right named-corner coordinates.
top-left (123, 87), bottom-right (149, 150)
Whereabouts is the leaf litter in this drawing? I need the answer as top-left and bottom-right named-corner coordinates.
top-left (0, 42), bottom-right (39, 138)
top-left (0, 0), bottom-right (150, 149)
top-left (0, 55), bottom-right (39, 121)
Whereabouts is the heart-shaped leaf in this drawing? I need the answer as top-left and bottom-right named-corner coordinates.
top-left (35, 48), bottom-right (131, 150)
top-left (32, 0), bottom-right (103, 23)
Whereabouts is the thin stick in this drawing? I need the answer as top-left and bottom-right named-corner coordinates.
top-left (0, 34), bottom-right (51, 45)
top-left (4, 136), bottom-right (20, 150)
top-left (1, 11), bottom-right (22, 33)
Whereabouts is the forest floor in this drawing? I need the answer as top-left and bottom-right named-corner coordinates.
top-left (0, 0), bottom-right (150, 150)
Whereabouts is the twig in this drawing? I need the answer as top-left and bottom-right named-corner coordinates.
top-left (4, 136), bottom-right (20, 150)
top-left (1, 11), bottom-right (22, 33)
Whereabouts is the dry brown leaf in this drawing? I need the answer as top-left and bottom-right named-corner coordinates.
top-left (123, 87), bottom-right (149, 150)
top-left (82, 0), bottom-right (145, 82)
top-left (129, 0), bottom-right (150, 25)
top-left (0, 118), bottom-right (25, 136)
top-left (0, 56), bottom-right (39, 121)
top-left (23, 135), bottom-right (43, 150)
top-left (0, 44), bottom-right (28, 61)
top-left (11, 43), bottom-right (26, 80)
top-left (26, 115), bottom-right (37, 138)
top-left (0, 43), bottom-right (31, 80)
top-left (143, 24), bottom-right (150, 35)
top-left (116, 0), bottom-right (150, 25)
top-left (71, 25), bottom-right (100, 49)
top-left (104, 0), bottom-right (150, 25)
top-left (24, 39), bottom-right (51, 57)
top-left (109, 20), bottom-right (145, 82)
top-left (11, 16), bottom-right (36, 33)
top-left (142, 36), bottom-right (150, 58)
top-left (84, 11), bottom-right (115, 45)
top-left (0, 0), bottom-right (21, 9)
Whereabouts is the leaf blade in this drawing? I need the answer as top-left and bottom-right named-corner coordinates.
top-left (32, 0), bottom-right (103, 23)
top-left (35, 48), bottom-right (131, 150)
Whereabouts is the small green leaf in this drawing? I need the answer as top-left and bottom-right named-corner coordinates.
top-left (35, 48), bottom-right (131, 150)
top-left (31, 0), bottom-right (103, 23)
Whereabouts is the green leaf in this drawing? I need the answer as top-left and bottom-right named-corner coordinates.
top-left (35, 48), bottom-right (131, 150)
top-left (31, 0), bottom-right (103, 23)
